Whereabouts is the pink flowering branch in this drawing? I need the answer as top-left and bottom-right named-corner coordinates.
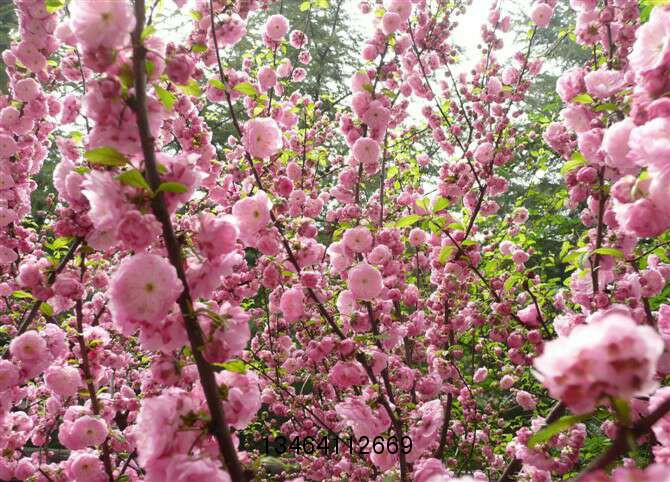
top-left (130, 2), bottom-right (246, 480)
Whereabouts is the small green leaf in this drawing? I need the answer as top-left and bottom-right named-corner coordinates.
top-left (432, 196), bottom-right (450, 213)
top-left (154, 85), bottom-right (176, 110)
top-left (611, 397), bottom-right (631, 425)
top-left (157, 182), bottom-right (188, 194)
top-left (528, 414), bottom-right (591, 448)
top-left (192, 43), bottom-right (208, 53)
top-left (118, 169), bottom-right (151, 191)
top-left (45, 0), bottom-right (66, 13)
top-left (592, 247), bottom-right (624, 258)
top-left (141, 25), bottom-right (156, 42)
top-left (299, 1), bottom-right (311, 11)
top-left (438, 245), bottom-right (454, 264)
top-left (84, 147), bottom-right (129, 167)
top-left (573, 93), bottom-right (594, 104)
top-left (40, 302), bottom-right (54, 316)
top-left (177, 79), bottom-right (201, 97)
top-left (213, 360), bottom-right (247, 373)
top-left (73, 166), bottom-right (90, 174)
top-left (395, 214), bottom-right (422, 228)
top-left (209, 78), bottom-right (226, 90)
top-left (234, 82), bottom-right (257, 97)
top-left (12, 290), bottom-right (34, 299)
top-left (560, 151), bottom-right (587, 176)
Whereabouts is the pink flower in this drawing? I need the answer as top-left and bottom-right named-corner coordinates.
top-left (516, 390), bottom-right (537, 410)
top-left (500, 374), bottom-right (516, 390)
top-left (232, 191), bottom-right (272, 240)
top-left (116, 210), bottom-right (161, 251)
top-left (584, 69), bottom-right (625, 99)
top-left (69, 0), bottom-right (136, 49)
top-left (196, 213), bottom-right (238, 260)
top-left (487, 76), bottom-right (502, 96)
top-left (413, 458), bottom-right (451, 482)
top-left (68, 451), bottom-right (107, 482)
top-left (556, 67), bottom-right (585, 103)
top-left (329, 361), bottom-right (367, 388)
top-left (280, 286), bottom-right (304, 322)
top-left (108, 253), bottom-right (183, 333)
top-left (343, 226), bottom-right (373, 253)
top-left (217, 13), bottom-right (246, 46)
top-left (629, 117), bottom-right (670, 169)
top-left (70, 416), bottom-right (108, 447)
top-left (335, 397), bottom-right (391, 438)
top-left (474, 142), bottom-right (494, 163)
top-left (348, 262), bottom-right (383, 300)
top-left (474, 367), bottom-right (488, 383)
top-left (352, 137), bottom-right (380, 164)
top-left (629, 6), bottom-right (670, 75)
top-left (243, 117), bottom-right (282, 159)
top-left (258, 66), bottom-right (277, 92)
top-left (614, 199), bottom-right (669, 238)
top-left (45, 365), bottom-right (82, 397)
top-left (408, 227), bottom-right (427, 247)
top-left (601, 118), bottom-right (635, 169)
top-left (650, 387), bottom-right (670, 446)
top-left (534, 311), bottom-right (664, 414)
top-left (265, 14), bottom-right (289, 41)
top-left (216, 371), bottom-right (261, 429)
top-left (10, 331), bottom-right (47, 363)
top-left (384, 0), bottom-right (412, 22)
top-left (164, 455), bottom-right (231, 482)
top-left (382, 12), bottom-right (402, 35)
top-left (14, 78), bottom-right (39, 102)
top-left (530, 3), bottom-right (553, 27)
top-left (166, 54), bottom-right (195, 85)
top-left (336, 289), bottom-right (356, 315)
top-left (0, 360), bottom-right (20, 391)
top-left (0, 133), bottom-right (18, 157)
top-left (517, 305), bottom-right (540, 328)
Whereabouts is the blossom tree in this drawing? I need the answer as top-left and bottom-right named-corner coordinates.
top-left (2, 0), bottom-right (670, 481)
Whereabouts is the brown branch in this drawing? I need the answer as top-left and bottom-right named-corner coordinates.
top-left (131, 2), bottom-right (245, 480)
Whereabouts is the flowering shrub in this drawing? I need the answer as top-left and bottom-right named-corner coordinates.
top-left (2, 0), bottom-right (670, 481)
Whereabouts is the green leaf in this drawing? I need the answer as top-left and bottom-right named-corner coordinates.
top-left (213, 360), bottom-right (247, 373)
top-left (45, 0), bottom-right (66, 13)
top-left (395, 214), bottom-right (422, 228)
top-left (146, 60), bottom-right (155, 78)
top-left (118, 169), bottom-right (151, 191)
top-left (73, 166), bottom-right (90, 174)
top-left (192, 43), bottom-right (208, 53)
top-left (299, 1), bottom-right (311, 11)
top-left (611, 397), bottom-right (631, 425)
top-left (528, 414), bottom-right (591, 448)
top-left (592, 247), bottom-right (624, 258)
top-left (154, 85), bottom-right (176, 110)
top-left (315, 0), bottom-right (329, 8)
top-left (40, 302), bottom-right (54, 316)
top-left (141, 25), bottom-right (156, 42)
top-left (595, 102), bottom-right (618, 112)
top-left (234, 82), bottom-right (257, 97)
top-left (438, 245), bottom-right (454, 264)
top-left (177, 79), bottom-right (201, 97)
top-left (12, 290), bottom-right (34, 299)
top-left (84, 147), bottom-right (129, 167)
top-left (157, 182), bottom-right (188, 194)
top-left (560, 151), bottom-right (587, 176)
top-left (432, 196), bottom-right (450, 213)
top-left (573, 93), bottom-right (594, 104)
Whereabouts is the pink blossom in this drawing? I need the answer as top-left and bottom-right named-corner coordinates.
top-left (196, 213), bottom-right (238, 260)
top-left (68, 451), bottom-right (107, 482)
top-left (69, 0), bottom-right (136, 49)
top-left (243, 117), bottom-right (282, 159)
top-left (70, 416), bottom-right (108, 447)
top-left (45, 365), bottom-right (82, 397)
top-left (265, 14), bottom-right (289, 41)
top-left (584, 69), bottom-right (625, 99)
top-left (232, 191), bottom-right (272, 240)
top-left (280, 286), bottom-right (304, 322)
top-left (108, 253), bottom-right (183, 333)
top-left (342, 226), bottom-right (373, 253)
top-left (628, 117), bottom-right (670, 169)
top-left (348, 262), bottom-right (383, 300)
top-left (258, 66), bottom-right (277, 92)
top-left (216, 371), bottom-right (261, 429)
top-left (329, 361), bottom-right (367, 388)
top-left (629, 6), bottom-right (670, 75)
top-left (335, 397), bottom-right (391, 438)
top-left (0, 360), bottom-right (20, 391)
top-left (164, 455), bottom-right (231, 482)
top-left (516, 390), bottom-right (537, 410)
top-left (10, 331), bottom-right (47, 363)
top-left (352, 137), bottom-right (380, 164)
top-left (601, 118), bottom-right (635, 169)
top-left (534, 311), bottom-right (664, 414)
top-left (530, 3), bottom-right (554, 27)
top-left (382, 12), bottom-right (402, 35)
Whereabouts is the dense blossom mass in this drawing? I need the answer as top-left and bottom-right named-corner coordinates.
top-left (1, 0), bottom-right (670, 481)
